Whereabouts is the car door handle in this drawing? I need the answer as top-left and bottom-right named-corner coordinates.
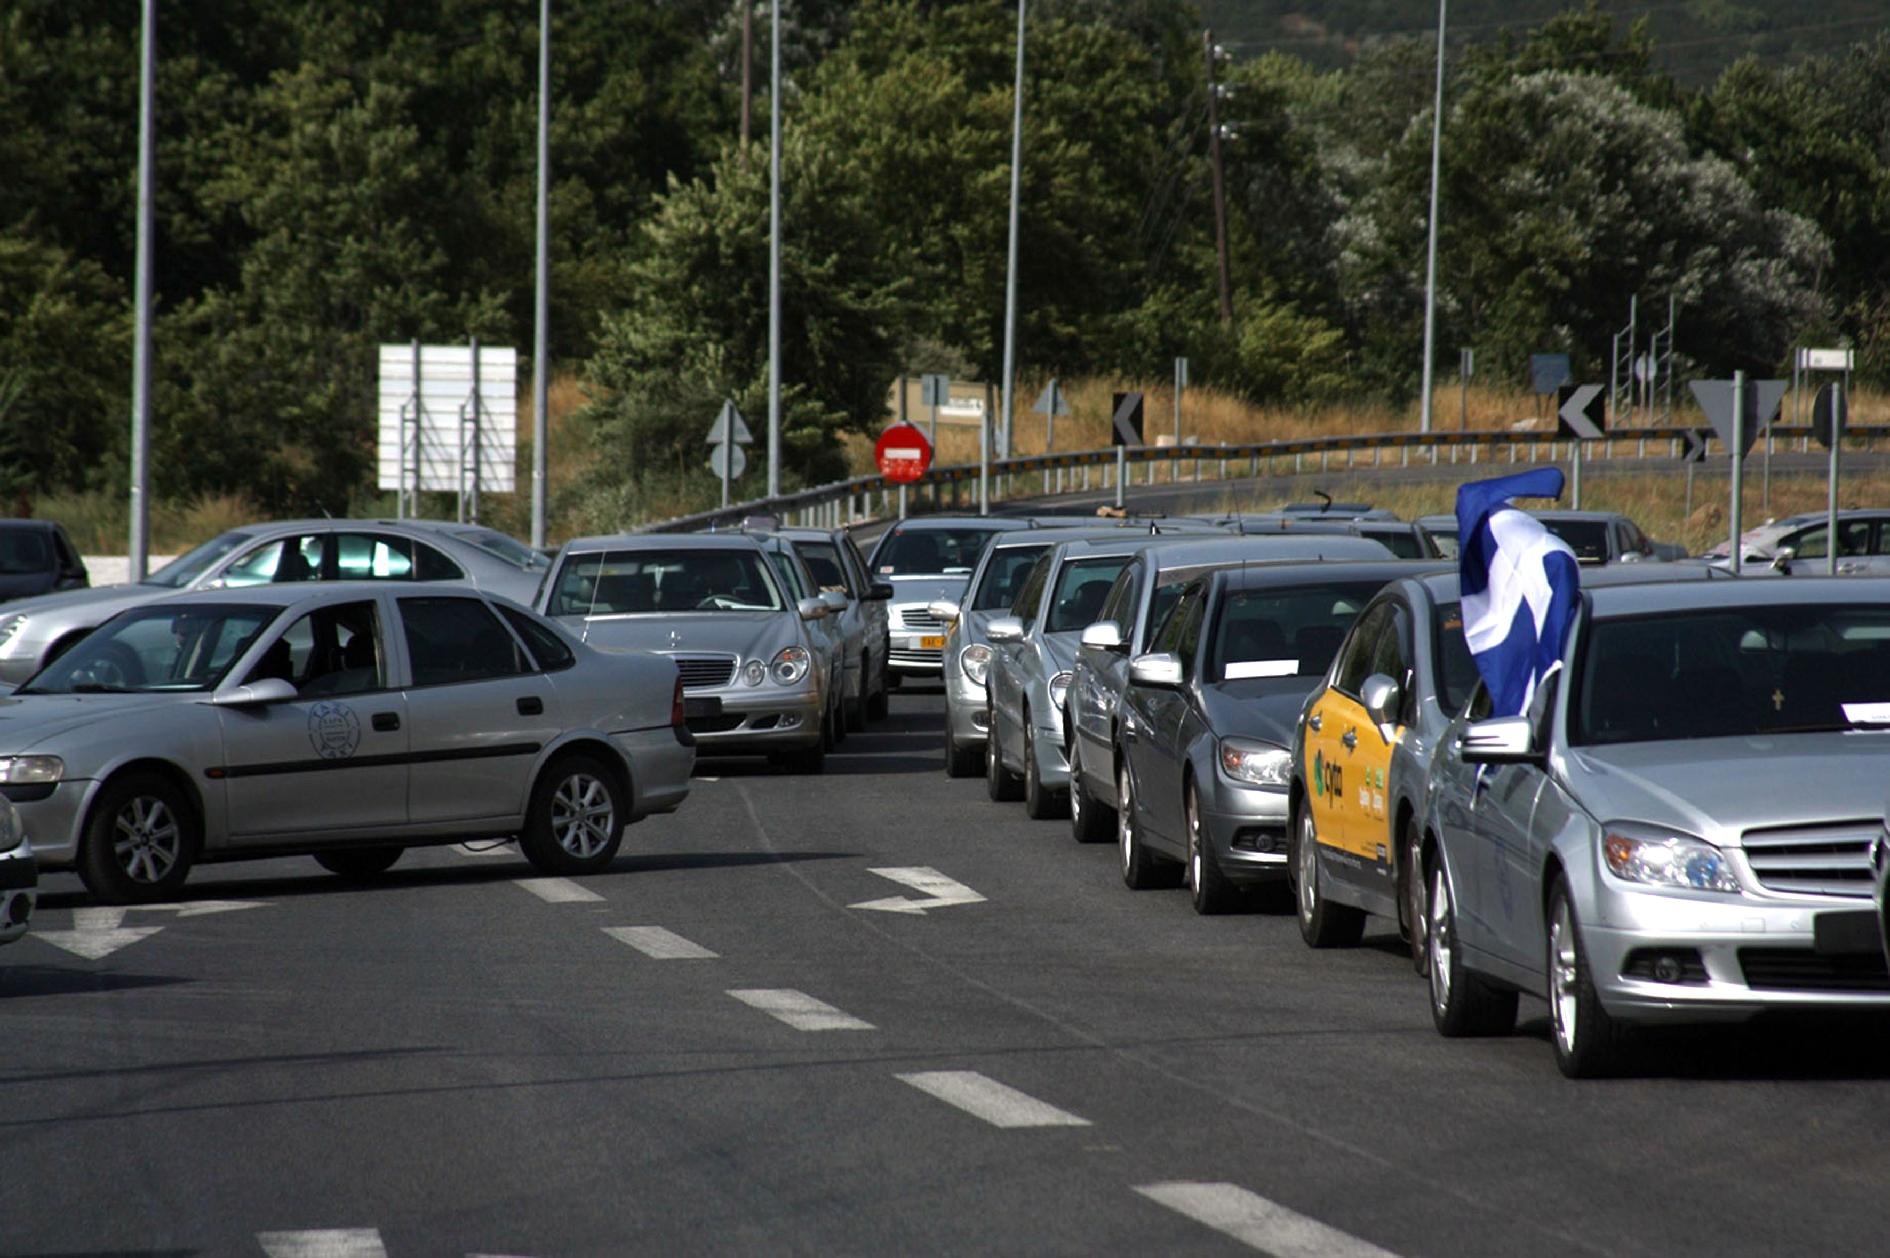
top-left (1341, 728), bottom-right (1357, 750)
top-left (372, 712), bottom-right (401, 732)
top-left (516, 696), bottom-right (544, 716)
top-left (1308, 713), bottom-right (1323, 732)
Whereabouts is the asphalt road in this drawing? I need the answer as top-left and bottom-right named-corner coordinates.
top-left (5, 689), bottom-right (1890, 1257)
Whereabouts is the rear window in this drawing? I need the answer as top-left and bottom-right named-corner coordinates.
top-left (873, 527), bottom-right (997, 576)
top-left (1538, 519), bottom-right (1610, 564)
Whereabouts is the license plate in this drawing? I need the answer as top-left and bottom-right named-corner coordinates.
top-left (1813, 909), bottom-right (1881, 955)
top-left (920, 635), bottom-right (945, 650)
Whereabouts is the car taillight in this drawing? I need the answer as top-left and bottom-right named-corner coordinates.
top-left (671, 675), bottom-right (685, 727)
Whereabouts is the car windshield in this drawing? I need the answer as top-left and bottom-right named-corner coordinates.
top-left (0, 530), bottom-right (50, 575)
top-left (1045, 556), bottom-right (1132, 632)
top-left (20, 603), bottom-right (276, 694)
top-left (145, 530), bottom-right (255, 588)
top-left (1574, 603), bottom-right (1890, 745)
top-left (794, 540), bottom-right (850, 593)
top-left (873, 527), bottom-right (995, 576)
top-left (1210, 580), bottom-right (1384, 680)
top-left (548, 549), bottom-right (782, 616)
top-left (1433, 601), bottom-right (1482, 712)
top-left (1538, 519), bottom-right (1610, 564)
top-left (453, 528), bottom-right (549, 571)
top-left (973, 544), bottom-right (1052, 610)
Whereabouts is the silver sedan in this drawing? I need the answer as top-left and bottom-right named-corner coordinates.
top-left (4, 582), bottom-right (691, 903)
top-left (1421, 577), bottom-right (1890, 1076)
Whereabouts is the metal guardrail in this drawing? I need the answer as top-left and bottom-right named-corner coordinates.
top-left (640, 422), bottom-right (1880, 533)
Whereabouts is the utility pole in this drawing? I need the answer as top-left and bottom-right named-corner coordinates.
top-left (767, 0), bottom-right (781, 498)
top-left (740, 1), bottom-right (752, 150)
top-left (530, 0), bottom-right (550, 551)
top-left (1204, 31), bottom-right (1233, 327)
top-left (997, 0), bottom-right (1026, 464)
top-left (129, 0), bottom-right (155, 580)
top-left (1417, 0), bottom-right (1447, 434)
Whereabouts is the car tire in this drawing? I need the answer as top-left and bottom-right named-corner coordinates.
top-left (1293, 803), bottom-right (1365, 947)
top-left (1068, 737), bottom-right (1113, 844)
top-left (1185, 780), bottom-right (1239, 915)
top-left (1401, 815), bottom-right (1428, 975)
top-left (520, 754), bottom-right (626, 875)
top-left (1547, 874), bottom-right (1630, 1077)
top-left (827, 692), bottom-right (845, 747)
top-left (314, 846), bottom-right (404, 880)
top-left (1118, 759), bottom-right (1173, 889)
top-left (78, 771), bottom-right (200, 904)
top-left (1427, 859), bottom-right (1518, 1037)
top-left (846, 663), bottom-right (870, 732)
top-left (866, 671), bottom-right (890, 721)
top-left (1022, 719), bottom-right (1066, 820)
top-left (985, 715), bottom-right (1022, 801)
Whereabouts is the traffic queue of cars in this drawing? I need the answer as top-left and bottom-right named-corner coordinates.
top-left (929, 508), bottom-right (1890, 1078)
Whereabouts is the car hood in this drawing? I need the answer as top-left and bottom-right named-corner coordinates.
top-left (887, 575), bottom-right (970, 607)
top-left (1199, 677), bottom-right (1321, 748)
top-left (0, 692), bottom-right (183, 750)
top-left (1567, 733), bottom-right (1890, 843)
top-left (0, 583), bottom-right (159, 624)
top-left (556, 611), bottom-right (792, 659)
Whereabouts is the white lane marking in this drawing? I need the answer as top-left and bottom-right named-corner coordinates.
top-left (727, 988), bottom-right (874, 1031)
top-left (454, 841), bottom-right (517, 858)
top-left (513, 877), bottom-right (604, 904)
top-left (895, 1071), bottom-right (1091, 1128)
top-left (1134, 1182), bottom-right (1402, 1258)
top-left (849, 866), bottom-right (986, 915)
top-left (35, 900), bottom-right (267, 960)
top-left (604, 926), bottom-right (719, 959)
top-left (257, 1229), bottom-right (387, 1258)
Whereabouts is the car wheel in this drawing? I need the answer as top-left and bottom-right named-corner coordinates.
top-left (827, 691), bottom-right (845, 747)
top-left (1186, 780), bottom-right (1239, 915)
top-left (1068, 736), bottom-right (1113, 844)
top-left (520, 754), bottom-right (626, 875)
top-left (1547, 874), bottom-right (1629, 1077)
top-left (1427, 859), bottom-right (1518, 1037)
top-left (79, 772), bottom-right (199, 904)
top-left (866, 672), bottom-right (890, 722)
top-left (1401, 816), bottom-right (1427, 975)
top-left (1293, 804), bottom-right (1364, 947)
top-left (1118, 759), bottom-right (1172, 889)
top-left (985, 713), bottom-right (1022, 801)
top-left (314, 846), bottom-right (404, 880)
top-left (1022, 718), bottom-right (1066, 820)
top-left (846, 662), bottom-right (869, 732)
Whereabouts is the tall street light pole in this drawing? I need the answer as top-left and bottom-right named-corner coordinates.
top-left (129, 0), bottom-right (155, 579)
top-left (741, 2), bottom-right (753, 149)
top-left (530, 0), bottom-right (550, 550)
top-left (997, 0), bottom-right (1026, 466)
top-left (1417, 0), bottom-right (1447, 434)
top-left (1204, 32), bottom-right (1232, 327)
top-left (767, 0), bottom-right (782, 498)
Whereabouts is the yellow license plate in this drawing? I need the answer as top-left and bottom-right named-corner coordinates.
top-left (920, 635), bottom-right (946, 650)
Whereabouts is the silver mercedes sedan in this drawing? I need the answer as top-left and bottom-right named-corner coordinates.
top-left (865, 517), bottom-right (1018, 686)
top-left (0, 519), bottom-right (549, 685)
top-left (1421, 577), bottom-right (1890, 1076)
top-left (537, 533), bottom-right (839, 772)
top-left (3, 583), bottom-right (691, 904)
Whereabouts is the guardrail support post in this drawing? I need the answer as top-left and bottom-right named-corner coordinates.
top-left (898, 484), bottom-right (908, 519)
top-left (1115, 445), bottom-right (1126, 509)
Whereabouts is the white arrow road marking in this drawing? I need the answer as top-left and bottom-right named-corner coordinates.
top-left (896, 1071), bottom-right (1091, 1129)
top-left (848, 867), bottom-right (986, 915)
top-left (256, 1228), bottom-right (387, 1258)
top-left (35, 900), bottom-right (267, 960)
top-left (604, 926), bottom-right (718, 959)
top-left (1134, 1183), bottom-right (1402, 1258)
top-left (727, 988), bottom-right (874, 1031)
top-left (513, 877), bottom-right (604, 904)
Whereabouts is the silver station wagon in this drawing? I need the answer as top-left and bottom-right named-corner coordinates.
top-left (3, 583), bottom-right (691, 903)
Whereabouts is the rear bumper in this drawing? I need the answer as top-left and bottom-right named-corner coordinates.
top-left (613, 729), bottom-right (693, 816)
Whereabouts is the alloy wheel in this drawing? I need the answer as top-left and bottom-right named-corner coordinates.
top-left (550, 772), bottom-right (615, 859)
top-left (114, 796), bottom-right (181, 884)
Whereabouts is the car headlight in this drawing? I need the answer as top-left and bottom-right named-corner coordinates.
top-left (0, 755), bottom-right (62, 785)
top-left (1602, 824), bottom-right (1741, 894)
top-left (770, 645), bottom-right (810, 686)
top-left (742, 659), bottom-right (767, 686)
top-left (961, 643), bottom-right (992, 687)
top-left (1218, 738), bottom-right (1292, 788)
top-left (1048, 670), bottom-right (1073, 713)
top-left (0, 615), bottom-right (25, 648)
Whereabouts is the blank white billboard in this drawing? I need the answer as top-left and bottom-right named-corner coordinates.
top-left (377, 344), bottom-right (517, 493)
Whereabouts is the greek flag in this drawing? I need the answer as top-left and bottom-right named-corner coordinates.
top-left (1456, 468), bottom-right (1581, 716)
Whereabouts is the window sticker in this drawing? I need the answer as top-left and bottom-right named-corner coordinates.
top-left (1224, 659), bottom-right (1299, 679)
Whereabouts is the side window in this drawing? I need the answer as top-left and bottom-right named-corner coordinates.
top-left (1150, 582), bottom-right (1203, 656)
top-left (53, 529), bottom-right (83, 574)
top-left (798, 542), bottom-right (852, 595)
top-left (246, 600), bottom-right (385, 697)
top-left (1174, 590), bottom-right (1206, 680)
top-left (1838, 520), bottom-right (1870, 557)
top-left (220, 539), bottom-right (288, 587)
top-left (1143, 576), bottom-right (1187, 649)
top-left (1334, 603), bottom-right (1392, 695)
top-left (338, 533), bottom-right (414, 580)
top-left (1011, 555), bottom-right (1051, 622)
top-left (1097, 567), bottom-right (1135, 633)
top-left (1529, 668), bottom-right (1561, 749)
top-left (1874, 523), bottom-right (1890, 557)
top-left (499, 606), bottom-right (576, 672)
top-left (840, 537), bottom-right (871, 592)
top-left (1791, 525), bottom-right (1829, 560)
top-left (1465, 678), bottom-right (1492, 722)
top-left (768, 551), bottom-right (808, 600)
top-left (414, 540), bottom-right (465, 581)
top-left (399, 596), bottom-right (528, 686)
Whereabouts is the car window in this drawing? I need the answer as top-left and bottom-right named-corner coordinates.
top-left (1537, 518), bottom-right (1609, 564)
top-left (451, 528), bottom-right (549, 572)
top-left (1142, 576), bottom-right (1189, 650)
top-left (795, 540), bottom-right (853, 595)
top-left (973, 543), bottom-right (1051, 611)
top-left (221, 534), bottom-right (330, 587)
top-left (53, 528), bottom-right (83, 573)
top-left (499, 605), bottom-right (576, 672)
top-left (1149, 582), bottom-right (1203, 657)
top-left (0, 529), bottom-right (50, 575)
top-left (873, 527), bottom-right (997, 576)
top-left (1096, 566), bottom-right (1135, 634)
top-left (1045, 556), bottom-right (1132, 632)
top-left (1209, 579), bottom-right (1383, 682)
top-left (1010, 554), bottom-right (1052, 622)
top-left (1333, 602), bottom-right (1392, 695)
top-left (1361, 526), bottom-right (1424, 559)
top-left (1367, 601), bottom-right (1414, 689)
top-left (22, 603), bottom-right (275, 694)
top-left (548, 548), bottom-right (783, 616)
top-left (399, 596), bottom-right (529, 686)
top-left (247, 599), bottom-right (385, 697)
top-left (767, 549), bottom-right (809, 600)
top-left (1433, 600), bottom-right (1482, 713)
top-left (1174, 591), bottom-right (1206, 680)
top-left (145, 530), bottom-right (254, 588)
top-left (841, 535), bottom-right (872, 586)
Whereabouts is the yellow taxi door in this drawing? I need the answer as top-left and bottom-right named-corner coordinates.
top-left (1306, 602), bottom-right (1394, 860)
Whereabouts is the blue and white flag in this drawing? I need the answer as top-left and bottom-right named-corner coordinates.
top-left (1456, 468), bottom-right (1581, 716)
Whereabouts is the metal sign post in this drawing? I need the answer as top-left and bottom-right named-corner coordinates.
top-left (1556, 384), bottom-right (1605, 510)
top-left (1458, 348), bottom-right (1473, 430)
top-left (1729, 369), bottom-right (1744, 574)
top-left (1031, 378), bottom-right (1068, 455)
top-left (1813, 381), bottom-right (1847, 574)
top-left (1689, 375), bottom-right (1786, 574)
top-left (920, 373), bottom-right (949, 445)
top-left (706, 400), bottom-right (753, 509)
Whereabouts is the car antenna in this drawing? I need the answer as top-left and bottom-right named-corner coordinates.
top-left (1315, 489), bottom-right (1332, 515)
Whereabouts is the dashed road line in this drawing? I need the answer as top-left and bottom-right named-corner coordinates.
top-left (603, 926), bottom-right (719, 959)
top-left (1134, 1182), bottom-right (1401, 1258)
top-left (894, 1071), bottom-right (1091, 1128)
top-left (727, 988), bottom-right (874, 1031)
top-left (513, 877), bottom-right (604, 904)
top-left (257, 1229), bottom-right (387, 1258)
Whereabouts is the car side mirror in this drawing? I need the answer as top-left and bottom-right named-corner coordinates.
top-left (927, 599), bottom-right (961, 623)
top-left (868, 582), bottom-right (895, 601)
top-left (821, 590), bottom-right (849, 612)
top-left (986, 616), bottom-right (1024, 644)
top-left (796, 596), bottom-right (829, 621)
top-left (1459, 715), bottom-right (1540, 765)
top-left (1129, 652), bottom-right (1184, 689)
top-left (1080, 621), bottom-right (1125, 652)
top-left (1772, 547), bottom-right (1795, 573)
top-left (1361, 672), bottom-right (1402, 739)
top-left (211, 677), bottom-right (298, 708)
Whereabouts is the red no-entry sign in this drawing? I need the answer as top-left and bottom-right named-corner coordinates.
top-left (875, 423), bottom-right (933, 484)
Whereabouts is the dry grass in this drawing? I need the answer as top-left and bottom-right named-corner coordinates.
top-left (36, 489), bottom-right (261, 555)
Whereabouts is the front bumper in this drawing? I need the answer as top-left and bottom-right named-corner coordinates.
top-left (612, 728), bottom-right (693, 816)
top-left (1586, 880), bottom-right (1890, 1021)
top-left (944, 666), bottom-right (989, 748)
top-left (0, 841), bottom-right (37, 946)
top-left (888, 604), bottom-right (948, 675)
top-left (1201, 781), bottom-right (1291, 884)
top-left (684, 687), bottom-right (823, 755)
top-left (12, 779), bottom-right (91, 868)
top-left (1025, 709), bottom-right (1072, 791)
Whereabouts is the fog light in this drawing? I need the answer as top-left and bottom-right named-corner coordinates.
top-left (1622, 947), bottom-right (1706, 985)
top-left (1653, 956), bottom-right (1682, 983)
